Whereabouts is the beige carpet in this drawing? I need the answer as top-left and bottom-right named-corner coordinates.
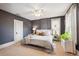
top-left (0, 42), bottom-right (74, 56)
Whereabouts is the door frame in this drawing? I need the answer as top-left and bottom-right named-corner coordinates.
top-left (14, 19), bottom-right (23, 42)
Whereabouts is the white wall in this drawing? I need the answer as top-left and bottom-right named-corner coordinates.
top-left (51, 18), bottom-right (61, 35)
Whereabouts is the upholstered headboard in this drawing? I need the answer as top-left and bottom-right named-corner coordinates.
top-left (36, 30), bottom-right (52, 36)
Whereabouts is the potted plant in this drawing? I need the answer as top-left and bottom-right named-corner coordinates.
top-left (60, 32), bottom-right (71, 52)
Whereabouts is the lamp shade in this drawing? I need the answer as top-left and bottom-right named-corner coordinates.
top-left (32, 27), bottom-right (36, 30)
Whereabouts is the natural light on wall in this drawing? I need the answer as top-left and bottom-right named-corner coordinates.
top-left (65, 4), bottom-right (77, 54)
top-left (51, 18), bottom-right (60, 35)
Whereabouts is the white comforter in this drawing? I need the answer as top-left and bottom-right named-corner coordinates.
top-left (30, 34), bottom-right (53, 45)
top-left (24, 34), bottom-right (54, 49)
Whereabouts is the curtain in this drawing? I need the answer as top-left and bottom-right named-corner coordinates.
top-left (65, 4), bottom-right (77, 54)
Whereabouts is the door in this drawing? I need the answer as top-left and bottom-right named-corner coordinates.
top-left (14, 19), bottom-right (23, 42)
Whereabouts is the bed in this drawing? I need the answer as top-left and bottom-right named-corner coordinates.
top-left (23, 30), bottom-right (54, 50)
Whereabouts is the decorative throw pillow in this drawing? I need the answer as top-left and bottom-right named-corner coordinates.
top-left (36, 31), bottom-right (40, 35)
top-left (39, 32), bottom-right (45, 36)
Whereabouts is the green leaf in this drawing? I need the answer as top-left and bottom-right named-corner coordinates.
top-left (60, 32), bottom-right (71, 41)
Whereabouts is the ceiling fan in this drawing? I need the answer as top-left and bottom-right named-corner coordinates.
top-left (19, 6), bottom-right (45, 17)
top-left (32, 8), bottom-right (44, 16)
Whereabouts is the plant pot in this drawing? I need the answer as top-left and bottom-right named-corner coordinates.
top-left (61, 40), bottom-right (65, 50)
top-left (61, 39), bottom-right (73, 53)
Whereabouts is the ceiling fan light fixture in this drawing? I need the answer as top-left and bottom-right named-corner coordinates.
top-left (33, 9), bottom-right (44, 17)
top-left (34, 13), bottom-right (41, 17)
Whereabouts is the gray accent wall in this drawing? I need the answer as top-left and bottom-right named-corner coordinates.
top-left (32, 20), bottom-right (41, 29)
top-left (60, 16), bottom-right (65, 34)
top-left (77, 4), bottom-right (79, 45)
top-left (76, 3), bottom-right (79, 50)
top-left (32, 17), bottom-right (65, 34)
top-left (32, 19), bottom-right (51, 29)
top-left (0, 11), bottom-right (14, 44)
top-left (41, 19), bottom-right (51, 29)
top-left (0, 9), bottom-right (31, 45)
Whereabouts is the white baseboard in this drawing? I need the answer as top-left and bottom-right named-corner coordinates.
top-left (0, 41), bottom-right (15, 49)
top-left (0, 39), bottom-right (22, 49)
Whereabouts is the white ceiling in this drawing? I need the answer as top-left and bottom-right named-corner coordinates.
top-left (0, 3), bottom-right (71, 20)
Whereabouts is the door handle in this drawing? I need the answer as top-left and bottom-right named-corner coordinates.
top-left (16, 32), bottom-right (18, 34)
